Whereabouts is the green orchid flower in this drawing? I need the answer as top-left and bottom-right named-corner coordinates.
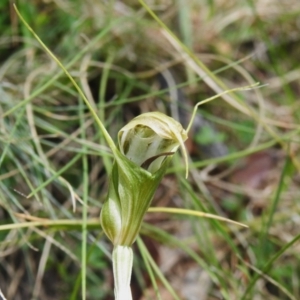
top-left (100, 112), bottom-right (188, 247)
top-left (100, 112), bottom-right (188, 300)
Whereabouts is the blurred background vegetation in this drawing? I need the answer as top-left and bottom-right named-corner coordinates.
top-left (1, 0), bottom-right (300, 299)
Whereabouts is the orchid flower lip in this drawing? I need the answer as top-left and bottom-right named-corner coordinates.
top-left (140, 151), bottom-right (175, 170)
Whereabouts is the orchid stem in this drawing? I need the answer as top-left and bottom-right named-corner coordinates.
top-left (112, 246), bottom-right (133, 300)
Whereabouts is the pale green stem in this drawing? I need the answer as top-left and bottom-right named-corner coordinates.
top-left (112, 246), bottom-right (133, 300)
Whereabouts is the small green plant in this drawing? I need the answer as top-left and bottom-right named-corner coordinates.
top-left (100, 112), bottom-right (188, 300)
